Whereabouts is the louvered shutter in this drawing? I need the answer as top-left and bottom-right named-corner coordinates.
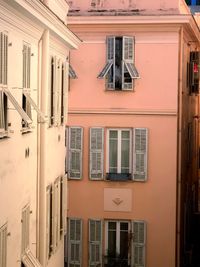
top-left (133, 128), bottom-right (148, 181)
top-left (0, 224), bottom-right (7, 267)
top-left (90, 128), bottom-right (104, 180)
top-left (27, 46), bottom-right (31, 89)
top-left (98, 37), bottom-right (115, 89)
top-left (0, 32), bottom-right (3, 84)
top-left (46, 185), bottom-right (51, 262)
top-left (53, 179), bottom-right (59, 251)
top-left (131, 221), bottom-right (146, 267)
top-left (22, 205), bottom-right (30, 253)
top-left (89, 219), bottom-right (102, 267)
top-left (122, 37), bottom-right (139, 90)
top-left (0, 90), bottom-right (5, 132)
top-left (68, 218), bottom-right (82, 267)
top-left (0, 32), bottom-right (8, 86)
top-left (69, 127), bottom-right (83, 179)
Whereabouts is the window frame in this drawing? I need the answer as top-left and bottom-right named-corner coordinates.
top-left (0, 223), bottom-right (7, 267)
top-left (106, 128), bottom-right (132, 177)
top-left (104, 220), bottom-right (131, 265)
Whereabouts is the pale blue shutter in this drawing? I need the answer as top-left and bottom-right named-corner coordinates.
top-left (69, 127), bottom-right (83, 179)
top-left (90, 128), bottom-right (104, 180)
top-left (131, 221), bottom-right (146, 267)
top-left (133, 128), bottom-right (148, 181)
top-left (68, 218), bottom-right (82, 267)
top-left (89, 219), bottom-right (102, 267)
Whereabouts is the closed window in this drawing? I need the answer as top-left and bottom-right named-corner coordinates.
top-left (0, 223), bottom-right (7, 267)
top-left (98, 36), bottom-right (139, 90)
top-left (106, 128), bottom-right (148, 181)
top-left (68, 127), bottom-right (83, 179)
top-left (21, 204), bottom-right (30, 253)
top-left (89, 219), bottom-right (102, 267)
top-left (0, 90), bottom-right (7, 137)
top-left (68, 218), bottom-right (82, 267)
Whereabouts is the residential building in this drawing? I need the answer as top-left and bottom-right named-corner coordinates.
top-left (0, 1), bottom-right (80, 267)
top-left (66, 0), bottom-right (200, 267)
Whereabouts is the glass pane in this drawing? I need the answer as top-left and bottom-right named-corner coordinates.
top-left (115, 37), bottom-right (123, 90)
top-left (121, 132), bottom-right (130, 173)
top-left (108, 222), bottom-right (116, 230)
top-left (120, 224), bottom-right (128, 260)
top-left (109, 131), bottom-right (118, 173)
top-left (120, 222), bottom-right (128, 231)
top-left (108, 228), bottom-right (116, 257)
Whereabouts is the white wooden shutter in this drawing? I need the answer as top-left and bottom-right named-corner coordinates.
top-left (89, 219), bottom-right (102, 267)
top-left (22, 248), bottom-right (42, 267)
top-left (0, 32), bottom-right (8, 86)
top-left (90, 128), bottom-right (104, 180)
top-left (21, 205), bottom-right (30, 253)
top-left (53, 179), bottom-right (59, 251)
top-left (68, 218), bottom-right (82, 267)
top-left (133, 128), bottom-right (148, 181)
top-left (46, 185), bottom-right (51, 262)
top-left (69, 127), bottom-right (83, 179)
top-left (131, 221), bottom-right (146, 267)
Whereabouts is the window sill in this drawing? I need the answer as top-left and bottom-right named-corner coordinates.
top-left (21, 127), bottom-right (32, 134)
top-left (105, 88), bottom-right (134, 92)
top-left (0, 131), bottom-right (9, 140)
top-left (106, 173), bottom-right (132, 181)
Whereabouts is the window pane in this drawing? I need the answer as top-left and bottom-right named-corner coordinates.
top-left (109, 131), bottom-right (118, 173)
top-left (108, 223), bottom-right (116, 257)
top-left (120, 222), bottom-right (129, 260)
top-left (121, 131), bottom-right (130, 173)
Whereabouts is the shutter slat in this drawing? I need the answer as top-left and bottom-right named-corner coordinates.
top-left (133, 128), bottom-right (148, 181)
top-left (90, 128), bottom-right (104, 180)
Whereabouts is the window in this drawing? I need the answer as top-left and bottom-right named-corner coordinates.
top-left (49, 57), bottom-right (67, 126)
top-left (186, 0), bottom-right (200, 5)
top-left (68, 127), bottom-right (83, 179)
top-left (89, 219), bottom-right (102, 267)
top-left (106, 128), bottom-right (148, 181)
top-left (46, 177), bottom-right (66, 261)
top-left (189, 51), bottom-right (199, 94)
top-left (22, 43), bottom-right (32, 129)
top-left (105, 220), bottom-right (146, 267)
top-left (0, 89), bottom-right (7, 137)
top-left (68, 218), bottom-right (82, 267)
top-left (98, 36), bottom-right (139, 90)
top-left (21, 204), bottom-right (30, 253)
top-left (105, 221), bottom-right (130, 267)
top-left (0, 223), bottom-right (7, 267)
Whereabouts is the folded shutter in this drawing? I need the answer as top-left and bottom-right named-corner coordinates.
top-left (90, 128), bottom-right (104, 180)
top-left (46, 185), bottom-right (51, 261)
top-left (0, 90), bottom-right (5, 132)
top-left (89, 219), bottom-right (102, 267)
top-left (131, 221), bottom-right (146, 267)
top-left (69, 127), bottom-right (83, 179)
top-left (133, 128), bottom-right (148, 181)
top-left (69, 64), bottom-right (78, 79)
top-left (122, 37), bottom-right (139, 90)
top-left (68, 218), bottom-right (82, 267)
top-left (21, 248), bottom-right (42, 267)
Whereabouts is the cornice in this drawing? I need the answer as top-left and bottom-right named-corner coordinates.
top-left (4, 0), bottom-right (81, 48)
top-left (68, 108), bottom-right (177, 116)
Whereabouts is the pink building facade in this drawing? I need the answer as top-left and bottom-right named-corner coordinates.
top-left (66, 1), bottom-right (200, 266)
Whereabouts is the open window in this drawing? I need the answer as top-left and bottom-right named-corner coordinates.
top-left (98, 36), bottom-right (139, 90)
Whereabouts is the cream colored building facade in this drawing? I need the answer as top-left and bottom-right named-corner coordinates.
top-left (0, 1), bottom-right (80, 267)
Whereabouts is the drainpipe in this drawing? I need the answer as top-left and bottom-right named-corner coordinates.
top-left (38, 29), bottom-right (49, 266)
top-left (176, 26), bottom-right (183, 267)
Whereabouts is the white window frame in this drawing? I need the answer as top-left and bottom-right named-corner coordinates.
top-left (0, 32), bottom-right (8, 86)
top-left (0, 223), bottom-right (7, 267)
top-left (106, 128), bottom-right (132, 174)
top-left (104, 220), bottom-right (131, 263)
